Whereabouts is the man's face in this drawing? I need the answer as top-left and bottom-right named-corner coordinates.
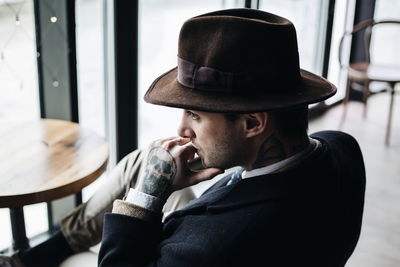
top-left (177, 110), bottom-right (246, 169)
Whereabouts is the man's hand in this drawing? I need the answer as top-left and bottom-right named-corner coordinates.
top-left (137, 137), bottom-right (224, 200)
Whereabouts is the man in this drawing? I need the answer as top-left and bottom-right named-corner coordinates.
top-left (98, 8), bottom-right (365, 267)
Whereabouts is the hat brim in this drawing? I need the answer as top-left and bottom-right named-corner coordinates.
top-left (144, 67), bottom-right (336, 113)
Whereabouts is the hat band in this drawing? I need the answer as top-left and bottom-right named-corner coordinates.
top-left (177, 57), bottom-right (233, 92)
top-left (177, 57), bottom-right (300, 93)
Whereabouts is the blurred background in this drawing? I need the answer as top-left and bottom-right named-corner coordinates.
top-left (0, 0), bottom-right (399, 266)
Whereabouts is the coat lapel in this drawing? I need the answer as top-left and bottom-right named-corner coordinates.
top-left (165, 172), bottom-right (296, 221)
top-left (166, 174), bottom-right (234, 218)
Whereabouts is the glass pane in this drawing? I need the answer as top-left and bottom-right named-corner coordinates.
top-left (259, 0), bottom-right (329, 75)
top-left (24, 203), bottom-right (48, 238)
top-left (75, 0), bottom-right (106, 201)
top-left (0, 204), bottom-right (49, 250)
top-left (138, 0), bottom-right (243, 148)
top-left (0, 0), bottom-right (39, 121)
top-left (372, 0), bottom-right (400, 67)
top-left (0, 0), bottom-right (42, 250)
top-left (326, 0), bottom-right (356, 104)
top-left (76, 0), bottom-right (105, 137)
top-left (0, 209), bottom-right (11, 250)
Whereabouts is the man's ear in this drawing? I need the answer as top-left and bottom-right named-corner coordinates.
top-left (242, 112), bottom-right (268, 138)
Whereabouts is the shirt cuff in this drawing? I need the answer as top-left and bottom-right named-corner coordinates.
top-left (125, 188), bottom-right (165, 213)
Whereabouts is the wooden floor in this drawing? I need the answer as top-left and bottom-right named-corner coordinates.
top-left (309, 91), bottom-right (400, 267)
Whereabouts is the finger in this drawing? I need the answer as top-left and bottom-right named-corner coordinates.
top-left (160, 136), bottom-right (180, 145)
top-left (162, 137), bottom-right (188, 150)
top-left (178, 138), bottom-right (191, 145)
top-left (151, 136), bottom-right (177, 147)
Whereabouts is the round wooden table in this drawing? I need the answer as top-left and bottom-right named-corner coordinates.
top-left (0, 119), bottom-right (109, 250)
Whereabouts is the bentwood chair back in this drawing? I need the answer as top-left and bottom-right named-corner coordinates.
top-left (338, 19), bottom-right (400, 145)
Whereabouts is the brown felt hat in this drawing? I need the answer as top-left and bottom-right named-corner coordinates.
top-left (144, 8), bottom-right (336, 113)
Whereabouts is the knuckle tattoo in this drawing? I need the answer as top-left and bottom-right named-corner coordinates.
top-left (141, 147), bottom-right (177, 197)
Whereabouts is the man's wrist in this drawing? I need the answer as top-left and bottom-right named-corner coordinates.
top-left (125, 188), bottom-right (166, 213)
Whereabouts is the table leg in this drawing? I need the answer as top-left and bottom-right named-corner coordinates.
top-left (9, 207), bottom-right (29, 251)
top-left (75, 191), bottom-right (83, 206)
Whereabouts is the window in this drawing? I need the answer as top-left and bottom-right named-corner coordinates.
top-left (0, 0), bottom-right (45, 250)
top-left (75, 0), bottom-right (106, 201)
top-left (0, 210), bottom-right (11, 250)
top-left (259, 0), bottom-right (330, 75)
top-left (76, 0), bottom-right (105, 138)
top-left (0, 0), bottom-right (39, 121)
top-left (325, 0), bottom-right (356, 104)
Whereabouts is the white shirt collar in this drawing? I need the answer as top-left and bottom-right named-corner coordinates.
top-left (241, 138), bottom-right (321, 179)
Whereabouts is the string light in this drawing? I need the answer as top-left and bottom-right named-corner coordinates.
top-left (2, 1), bottom-right (62, 92)
top-left (52, 80), bottom-right (60, 87)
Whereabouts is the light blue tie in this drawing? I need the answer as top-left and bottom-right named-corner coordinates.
top-left (226, 168), bottom-right (244, 186)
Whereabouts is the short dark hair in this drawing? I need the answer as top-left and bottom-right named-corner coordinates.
top-left (269, 106), bottom-right (309, 135)
top-left (224, 113), bottom-right (240, 122)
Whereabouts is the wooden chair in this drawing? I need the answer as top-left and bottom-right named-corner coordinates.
top-left (338, 19), bottom-right (400, 145)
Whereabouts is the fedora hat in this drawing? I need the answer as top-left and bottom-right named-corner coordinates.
top-left (144, 8), bottom-right (336, 113)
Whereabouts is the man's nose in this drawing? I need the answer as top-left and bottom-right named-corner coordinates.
top-left (177, 120), bottom-right (195, 138)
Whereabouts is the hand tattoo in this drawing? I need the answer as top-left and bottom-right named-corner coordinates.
top-left (141, 147), bottom-right (177, 198)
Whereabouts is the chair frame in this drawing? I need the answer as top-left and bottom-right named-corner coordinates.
top-left (338, 19), bottom-right (400, 145)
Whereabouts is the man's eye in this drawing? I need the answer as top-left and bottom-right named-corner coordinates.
top-left (187, 111), bottom-right (200, 120)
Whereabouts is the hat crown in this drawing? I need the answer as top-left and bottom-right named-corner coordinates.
top-left (177, 9), bottom-right (301, 92)
top-left (144, 8), bottom-right (336, 113)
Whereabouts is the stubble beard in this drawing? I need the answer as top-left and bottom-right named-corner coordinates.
top-left (201, 138), bottom-right (242, 170)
